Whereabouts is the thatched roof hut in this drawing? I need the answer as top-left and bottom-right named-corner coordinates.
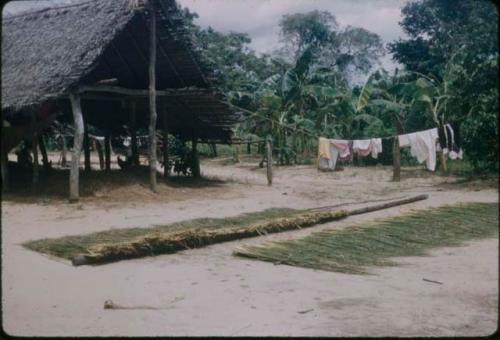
top-left (1, 0), bottom-right (242, 199)
top-left (2, 0), bottom-right (240, 142)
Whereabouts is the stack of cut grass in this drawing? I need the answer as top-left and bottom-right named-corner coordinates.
top-left (23, 207), bottom-right (350, 265)
top-left (234, 202), bottom-right (499, 274)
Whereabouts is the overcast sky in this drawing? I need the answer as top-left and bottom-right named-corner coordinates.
top-left (4, 0), bottom-right (409, 72)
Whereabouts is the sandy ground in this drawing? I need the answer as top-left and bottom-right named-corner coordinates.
top-left (2, 154), bottom-right (498, 336)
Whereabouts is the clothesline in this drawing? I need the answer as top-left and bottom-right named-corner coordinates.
top-left (222, 100), bottom-right (446, 142)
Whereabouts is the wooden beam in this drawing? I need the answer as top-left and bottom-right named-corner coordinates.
top-left (149, 0), bottom-right (158, 191)
top-left (78, 85), bottom-right (211, 97)
top-left (69, 92), bottom-right (84, 202)
top-left (31, 111), bottom-right (39, 185)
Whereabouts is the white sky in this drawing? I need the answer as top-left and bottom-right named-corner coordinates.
top-left (4, 0), bottom-right (408, 72)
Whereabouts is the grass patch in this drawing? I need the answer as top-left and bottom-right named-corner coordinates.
top-left (234, 202), bottom-right (499, 275)
top-left (23, 207), bottom-right (308, 261)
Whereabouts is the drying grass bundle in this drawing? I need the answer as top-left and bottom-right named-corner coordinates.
top-left (23, 195), bottom-right (428, 265)
top-left (79, 210), bottom-right (349, 264)
top-left (234, 202), bottom-right (499, 275)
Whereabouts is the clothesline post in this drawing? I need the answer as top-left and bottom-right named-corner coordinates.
top-left (266, 135), bottom-right (273, 186)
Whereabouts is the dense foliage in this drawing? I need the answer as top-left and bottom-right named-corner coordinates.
top-left (389, 0), bottom-right (498, 171)
top-left (180, 1), bottom-right (498, 171)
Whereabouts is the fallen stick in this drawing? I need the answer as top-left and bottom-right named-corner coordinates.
top-left (71, 194), bottom-right (429, 266)
top-left (422, 278), bottom-right (443, 285)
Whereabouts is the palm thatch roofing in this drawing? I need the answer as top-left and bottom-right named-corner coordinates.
top-left (2, 0), bottom-right (240, 142)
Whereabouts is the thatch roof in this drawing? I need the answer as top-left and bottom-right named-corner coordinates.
top-left (2, 0), bottom-right (240, 142)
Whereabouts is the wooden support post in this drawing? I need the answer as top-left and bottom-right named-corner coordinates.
top-left (392, 115), bottom-right (404, 182)
top-left (392, 136), bottom-right (400, 182)
top-left (96, 139), bottom-right (105, 170)
top-left (105, 133), bottom-right (111, 171)
top-left (148, 0), bottom-right (158, 191)
top-left (61, 135), bottom-right (67, 167)
top-left (129, 101), bottom-right (139, 166)
top-left (69, 92), bottom-right (84, 202)
top-left (266, 136), bottom-right (273, 186)
top-left (38, 134), bottom-right (50, 171)
top-left (31, 111), bottom-right (39, 185)
top-left (192, 138), bottom-right (200, 178)
top-left (1, 147), bottom-right (8, 191)
top-left (83, 120), bottom-right (91, 172)
top-left (162, 106), bottom-right (169, 178)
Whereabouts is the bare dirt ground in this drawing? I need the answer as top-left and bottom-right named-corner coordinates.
top-left (2, 153), bottom-right (498, 336)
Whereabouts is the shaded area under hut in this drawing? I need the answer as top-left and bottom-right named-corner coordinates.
top-left (1, 0), bottom-right (241, 200)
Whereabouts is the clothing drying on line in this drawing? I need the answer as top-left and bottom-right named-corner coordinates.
top-left (330, 139), bottom-right (351, 161)
top-left (399, 128), bottom-right (439, 171)
top-left (318, 138), bottom-right (350, 170)
top-left (352, 138), bottom-right (383, 159)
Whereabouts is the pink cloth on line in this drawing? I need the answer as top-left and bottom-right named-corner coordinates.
top-left (330, 139), bottom-right (351, 160)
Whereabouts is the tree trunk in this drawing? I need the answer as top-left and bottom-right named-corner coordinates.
top-left (247, 140), bottom-right (251, 154)
top-left (83, 120), bottom-right (91, 172)
top-left (105, 133), bottom-right (111, 171)
top-left (69, 92), bottom-right (84, 202)
top-left (31, 111), bottom-right (39, 185)
top-left (266, 136), bottom-right (273, 186)
top-left (148, 0), bottom-right (157, 191)
top-left (192, 138), bottom-right (200, 178)
top-left (129, 101), bottom-right (139, 166)
top-left (38, 134), bottom-right (50, 171)
top-left (162, 107), bottom-right (169, 179)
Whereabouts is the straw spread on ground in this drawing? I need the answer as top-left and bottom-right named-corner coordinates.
top-left (23, 195), bottom-right (428, 265)
top-left (234, 202), bottom-right (499, 275)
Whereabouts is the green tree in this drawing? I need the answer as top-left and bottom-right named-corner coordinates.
top-left (388, 0), bottom-right (498, 171)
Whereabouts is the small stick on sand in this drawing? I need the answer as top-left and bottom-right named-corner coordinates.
top-left (422, 278), bottom-right (443, 285)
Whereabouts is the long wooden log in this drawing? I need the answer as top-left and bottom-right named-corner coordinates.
top-left (148, 0), bottom-right (158, 191)
top-left (71, 194), bottom-right (429, 266)
top-left (348, 194), bottom-right (428, 216)
top-left (69, 92), bottom-right (84, 202)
